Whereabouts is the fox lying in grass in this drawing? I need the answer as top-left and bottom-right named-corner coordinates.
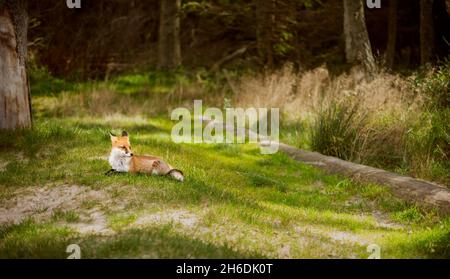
top-left (107, 131), bottom-right (184, 182)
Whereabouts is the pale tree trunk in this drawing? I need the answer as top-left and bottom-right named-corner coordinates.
top-left (157, 0), bottom-right (181, 70)
top-left (385, 0), bottom-right (398, 69)
top-left (256, 0), bottom-right (275, 68)
top-left (0, 0), bottom-right (31, 130)
top-left (343, 0), bottom-right (376, 73)
top-left (420, 0), bottom-right (435, 65)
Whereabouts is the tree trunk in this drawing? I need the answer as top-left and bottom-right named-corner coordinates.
top-left (256, 0), bottom-right (275, 68)
top-left (343, 0), bottom-right (376, 73)
top-left (385, 0), bottom-right (398, 69)
top-left (420, 0), bottom-right (435, 65)
top-left (157, 0), bottom-right (181, 70)
top-left (0, 0), bottom-right (31, 130)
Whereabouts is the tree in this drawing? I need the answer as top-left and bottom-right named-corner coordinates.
top-left (420, 0), bottom-right (434, 65)
top-left (0, 0), bottom-right (31, 130)
top-left (343, 0), bottom-right (376, 73)
top-left (256, 0), bottom-right (275, 68)
top-left (157, 0), bottom-right (181, 70)
top-left (385, 0), bottom-right (398, 69)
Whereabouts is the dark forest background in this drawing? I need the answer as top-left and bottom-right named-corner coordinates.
top-left (28, 0), bottom-right (449, 79)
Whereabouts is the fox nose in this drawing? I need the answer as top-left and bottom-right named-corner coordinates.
top-left (129, 153), bottom-right (133, 156)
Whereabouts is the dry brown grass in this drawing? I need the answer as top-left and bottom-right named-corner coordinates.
top-left (235, 64), bottom-right (423, 123)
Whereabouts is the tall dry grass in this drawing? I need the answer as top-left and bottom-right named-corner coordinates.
top-left (235, 64), bottom-right (422, 121)
top-left (234, 64), bottom-right (448, 186)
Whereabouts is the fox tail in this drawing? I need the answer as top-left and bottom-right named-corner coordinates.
top-left (168, 169), bottom-right (184, 182)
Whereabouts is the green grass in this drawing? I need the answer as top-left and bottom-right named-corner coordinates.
top-left (0, 73), bottom-right (449, 259)
top-left (30, 66), bottom-right (193, 97)
top-left (52, 210), bottom-right (81, 223)
top-left (0, 114), bottom-right (448, 259)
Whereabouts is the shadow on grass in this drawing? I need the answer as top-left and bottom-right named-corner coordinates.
top-left (0, 221), bottom-right (262, 259)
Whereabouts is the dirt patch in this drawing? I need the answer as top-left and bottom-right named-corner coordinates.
top-left (294, 225), bottom-right (369, 246)
top-left (66, 208), bottom-right (114, 235)
top-left (278, 245), bottom-right (291, 258)
top-left (135, 210), bottom-right (198, 228)
top-left (293, 212), bottom-right (405, 247)
top-left (372, 211), bottom-right (404, 230)
top-left (0, 184), bottom-right (108, 226)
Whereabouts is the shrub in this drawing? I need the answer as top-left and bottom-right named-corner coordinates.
top-left (412, 59), bottom-right (450, 110)
top-left (310, 100), bottom-right (367, 162)
top-left (405, 61), bottom-right (450, 185)
top-left (405, 109), bottom-right (450, 185)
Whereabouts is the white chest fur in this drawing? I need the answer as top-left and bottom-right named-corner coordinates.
top-left (108, 148), bottom-right (131, 172)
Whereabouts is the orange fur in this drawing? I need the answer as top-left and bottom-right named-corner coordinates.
top-left (110, 133), bottom-right (175, 176)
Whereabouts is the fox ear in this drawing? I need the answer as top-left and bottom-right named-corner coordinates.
top-left (121, 131), bottom-right (128, 137)
top-left (109, 132), bottom-right (117, 141)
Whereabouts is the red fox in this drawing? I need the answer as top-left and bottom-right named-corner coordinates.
top-left (107, 131), bottom-right (184, 182)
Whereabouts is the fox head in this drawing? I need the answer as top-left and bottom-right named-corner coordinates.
top-left (110, 131), bottom-right (133, 157)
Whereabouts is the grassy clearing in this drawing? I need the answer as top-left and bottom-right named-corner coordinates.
top-left (0, 113), bottom-right (448, 258)
top-left (0, 67), bottom-right (449, 258)
top-left (27, 62), bottom-right (450, 186)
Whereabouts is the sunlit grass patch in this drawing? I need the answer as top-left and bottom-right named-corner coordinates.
top-left (380, 219), bottom-right (450, 259)
top-left (108, 213), bottom-right (138, 231)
